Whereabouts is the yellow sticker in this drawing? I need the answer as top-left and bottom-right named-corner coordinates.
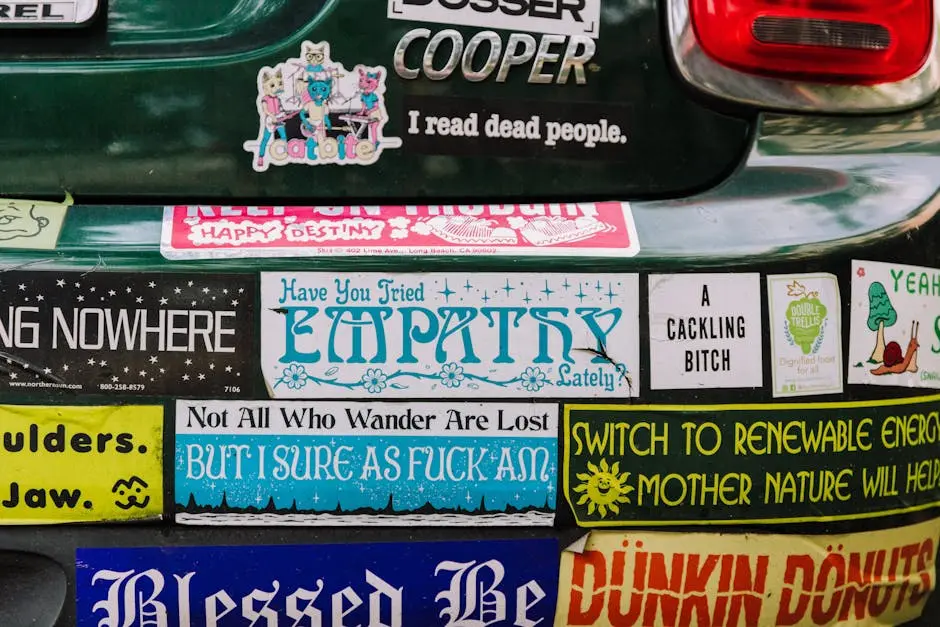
top-left (556, 517), bottom-right (940, 626)
top-left (0, 192), bottom-right (72, 250)
top-left (0, 404), bottom-right (163, 524)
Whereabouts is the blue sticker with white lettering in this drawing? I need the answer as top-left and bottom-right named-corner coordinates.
top-left (175, 400), bottom-right (558, 527)
top-left (76, 538), bottom-right (559, 626)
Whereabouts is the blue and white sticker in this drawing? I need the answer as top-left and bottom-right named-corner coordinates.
top-left (175, 400), bottom-right (558, 526)
top-left (260, 272), bottom-right (640, 398)
top-left (77, 538), bottom-right (559, 626)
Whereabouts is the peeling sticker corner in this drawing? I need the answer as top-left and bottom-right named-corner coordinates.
top-left (564, 533), bottom-right (592, 554)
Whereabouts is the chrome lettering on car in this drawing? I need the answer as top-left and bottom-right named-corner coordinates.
top-left (393, 28), bottom-right (595, 85)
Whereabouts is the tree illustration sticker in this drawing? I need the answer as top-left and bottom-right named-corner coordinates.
top-left (862, 279), bottom-right (919, 376)
top-left (849, 260), bottom-right (938, 389)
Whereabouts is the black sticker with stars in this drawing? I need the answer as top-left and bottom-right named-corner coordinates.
top-left (0, 271), bottom-right (256, 397)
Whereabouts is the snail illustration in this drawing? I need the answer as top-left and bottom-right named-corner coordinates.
top-left (871, 320), bottom-right (919, 375)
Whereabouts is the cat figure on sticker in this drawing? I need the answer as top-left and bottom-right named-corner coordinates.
top-left (302, 42), bottom-right (344, 84)
top-left (299, 74), bottom-right (341, 158)
top-left (244, 41), bottom-right (401, 172)
top-left (254, 68), bottom-right (295, 169)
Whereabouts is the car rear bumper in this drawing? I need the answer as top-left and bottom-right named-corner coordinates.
top-left (8, 100), bottom-right (938, 267)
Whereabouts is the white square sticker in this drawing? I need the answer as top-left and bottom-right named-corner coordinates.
top-left (649, 273), bottom-right (763, 390)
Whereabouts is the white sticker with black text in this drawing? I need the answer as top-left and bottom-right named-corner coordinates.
top-left (648, 273), bottom-right (763, 390)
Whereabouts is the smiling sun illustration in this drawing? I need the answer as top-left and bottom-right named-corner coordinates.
top-left (573, 458), bottom-right (633, 518)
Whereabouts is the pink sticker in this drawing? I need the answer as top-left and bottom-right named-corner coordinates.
top-left (160, 202), bottom-right (640, 259)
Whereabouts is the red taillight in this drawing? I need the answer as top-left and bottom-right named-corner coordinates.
top-left (689, 0), bottom-right (934, 85)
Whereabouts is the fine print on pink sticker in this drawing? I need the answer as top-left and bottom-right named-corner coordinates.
top-left (160, 202), bottom-right (640, 259)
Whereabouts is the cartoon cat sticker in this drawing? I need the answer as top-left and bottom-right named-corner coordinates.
top-left (244, 41), bottom-right (401, 171)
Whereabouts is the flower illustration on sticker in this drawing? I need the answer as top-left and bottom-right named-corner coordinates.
top-left (439, 362), bottom-right (465, 388)
top-left (519, 366), bottom-right (548, 392)
top-left (390, 228), bottom-right (409, 239)
top-left (361, 368), bottom-right (388, 393)
top-left (572, 458), bottom-right (633, 518)
top-left (282, 363), bottom-right (309, 389)
top-left (388, 217), bottom-right (410, 229)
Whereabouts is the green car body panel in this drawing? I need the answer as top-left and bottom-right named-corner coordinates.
top-left (0, 0), bottom-right (935, 258)
top-left (8, 103), bottom-right (938, 266)
top-left (0, 0), bottom-right (750, 200)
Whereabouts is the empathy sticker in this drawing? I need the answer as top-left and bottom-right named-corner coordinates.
top-left (261, 272), bottom-right (640, 398)
top-left (0, 405), bottom-right (163, 524)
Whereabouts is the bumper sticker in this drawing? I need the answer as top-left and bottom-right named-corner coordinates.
top-left (0, 271), bottom-right (256, 397)
top-left (648, 273), bottom-right (763, 390)
top-left (0, 192), bottom-right (71, 250)
top-left (76, 538), bottom-right (559, 626)
top-left (261, 272), bottom-right (640, 398)
top-left (243, 41), bottom-right (402, 172)
top-left (556, 519), bottom-right (939, 627)
top-left (768, 273), bottom-right (843, 397)
top-left (849, 259), bottom-right (940, 389)
top-left (400, 95), bottom-right (630, 159)
top-left (0, 404), bottom-right (162, 524)
top-left (160, 202), bottom-right (639, 259)
top-left (564, 396), bottom-right (940, 526)
top-left (175, 400), bottom-right (557, 526)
